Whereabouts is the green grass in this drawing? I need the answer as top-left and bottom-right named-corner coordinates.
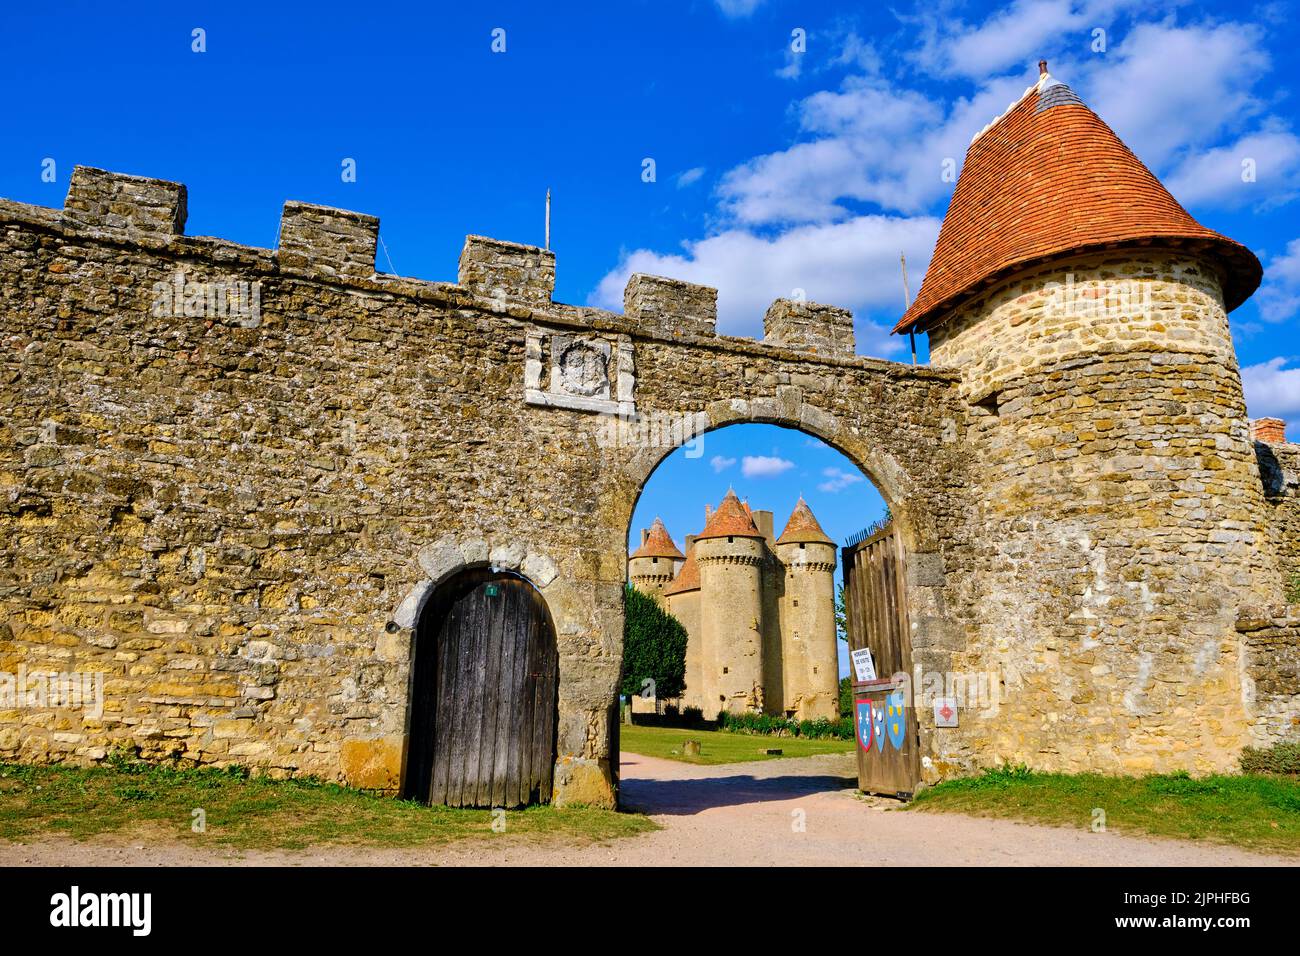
top-left (619, 723), bottom-right (854, 765)
top-left (0, 759), bottom-right (656, 851)
top-left (909, 766), bottom-right (1300, 856)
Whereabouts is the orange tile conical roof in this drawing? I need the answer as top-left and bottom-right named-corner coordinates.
top-left (894, 70), bottom-right (1261, 335)
top-left (776, 496), bottom-right (835, 545)
top-left (629, 517), bottom-right (684, 560)
top-left (695, 489), bottom-right (764, 540)
top-left (663, 545), bottom-right (701, 595)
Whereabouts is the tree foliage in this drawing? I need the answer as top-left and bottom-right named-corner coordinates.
top-left (620, 585), bottom-right (688, 700)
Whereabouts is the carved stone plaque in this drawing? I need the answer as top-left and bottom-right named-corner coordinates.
top-left (555, 339), bottom-right (609, 398)
top-left (524, 329), bottom-right (634, 415)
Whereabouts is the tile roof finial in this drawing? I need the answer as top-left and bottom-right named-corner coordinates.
top-left (1038, 58), bottom-right (1048, 77)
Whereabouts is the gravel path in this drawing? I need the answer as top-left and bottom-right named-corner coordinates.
top-left (2, 752), bottom-right (1291, 866)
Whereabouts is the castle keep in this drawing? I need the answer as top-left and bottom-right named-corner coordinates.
top-left (629, 494), bottom-right (840, 720)
top-left (0, 70), bottom-right (1297, 807)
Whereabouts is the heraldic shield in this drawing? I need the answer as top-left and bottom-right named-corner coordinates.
top-left (886, 688), bottom-right (907, 750)
top-left (855, 700), bottom-right (873, 751)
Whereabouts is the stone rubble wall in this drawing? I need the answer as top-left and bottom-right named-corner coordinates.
top-left (1237, 606), bottom-right (1300, 746)
top-left (928, 250), bottom-right (1287, 775)
top-left (762, 298), bottom-right (856, 358)
top-left (0, 167), bottom-right (971, 805)
top-left (1256, 439), bottom-right (1300, 589)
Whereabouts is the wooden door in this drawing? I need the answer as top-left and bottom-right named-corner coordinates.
top-left (404, 569), bottom-right (558, 808)
top-left (842, 524), bottom-right (921, 798)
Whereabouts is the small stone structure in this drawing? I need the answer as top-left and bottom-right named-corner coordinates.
top-left (0, 70), bottom-right (1297, 805)
top-left (629, 496), bottom-right (839, 720)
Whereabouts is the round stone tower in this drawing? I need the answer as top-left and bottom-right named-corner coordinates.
top-left (896, 67), bottom-right (1278, 774)
top-left (627, 516), bottom-right (683, 604)
top-left (774, 498), bottom-right (840, 721)
top-left (694, 490), bottom-right (768, 715)
top-left (664, 541), bottom-right (703, 713)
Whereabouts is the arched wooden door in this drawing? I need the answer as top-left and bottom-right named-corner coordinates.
top-left (404, 569), bottom-right (559, 808)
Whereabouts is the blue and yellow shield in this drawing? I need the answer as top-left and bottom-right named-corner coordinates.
top-left (886, 688), bottom-right (907, 750)
top-left (871, 702), bottom-right (886, 750)
top-left (855, 701), bottom-right (873, 752)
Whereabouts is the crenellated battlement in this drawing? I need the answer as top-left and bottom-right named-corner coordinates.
top-left (0, 165), bottom-right (884, 365)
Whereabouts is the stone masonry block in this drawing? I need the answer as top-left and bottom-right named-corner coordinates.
top-left (763, 298), bottom-right (855, 357)
top-left (64, 166), bottom-right (187, 238)
top-left (458, 235), bottom-right (555, 306)
top-left (277, 201), bottom-right (379, 279)
top-left (623, 274), bottom-right (717, 338)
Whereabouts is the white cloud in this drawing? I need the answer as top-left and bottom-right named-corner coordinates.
top-left (676, 167), bottom-right (707, 189)
top-left (590, 8), bottom-right (1298, 367)
top-left (818, 466), bottom-right (865, 493)
top-left (715, 0), bottom-right (763, 17)
top-left (1086, 22), bottom-right (1272, 172)
top-left (717, 70), bottom-right (1041, 222)
top-left (710, 454), bottom-right (737, 473)
top-left (590, 214), bottom-right (939, 358)
top-left (776, 47), bottom-right (803, 80)
top-left (1257, 239), bottom-right (1300, 323)
top-left (1163, 126), bottom-right (1300, 210)
top-left (742, 455), bottom-right (794, 478)
top-left (1242, 358), bottom-right (1300, 422)
top-left (920, 0), bottom-right (1094, 79)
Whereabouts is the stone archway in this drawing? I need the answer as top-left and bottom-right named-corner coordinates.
top-left (610, 398), bottom-right (955, 791)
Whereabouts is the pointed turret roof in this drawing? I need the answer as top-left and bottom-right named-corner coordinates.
top-left (629, 517), bottom-right (684, 560)
top-left (695, 489), bottom-right (764, 540)
top-left (663, 545), bottom-right (701, 595)
top-left (776, 496), bottom-right (835, 545)
top-left (894, 69), bottom-right (1261, 336)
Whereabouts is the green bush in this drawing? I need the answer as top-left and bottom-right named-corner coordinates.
top-left (715, 710), bottom-right (853, 740)
top-left (620, 585), bottom-right (688, 700)
top-left (1240, 742), bottom-right (1300, 775)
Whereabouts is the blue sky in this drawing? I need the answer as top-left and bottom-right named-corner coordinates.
top-left (2, 3), bottom-right (1298, 449)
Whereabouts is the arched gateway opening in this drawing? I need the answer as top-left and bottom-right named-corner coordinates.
top-left (621, 421), bottom-right (917, 794)
top-left (403, 568), bottom-right (559, 807)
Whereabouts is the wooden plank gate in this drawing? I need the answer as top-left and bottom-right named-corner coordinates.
top-left (842, 522), bottom-right (922, 799)
top-left (404, 569), bottom-right (559, 808)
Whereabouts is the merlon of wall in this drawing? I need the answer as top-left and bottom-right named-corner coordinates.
top-left (623, 273), bottom-right (717, 339)
top-left (278, 201), bottom-right (379, 279)
top-left (459, 235), bottom-right (555, 306)
top-left (763, 298), bottom-right (855, 357)
top-left (64, 165), bottom-right (188, 238)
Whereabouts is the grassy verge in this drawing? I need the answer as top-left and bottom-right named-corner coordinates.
top-left (620, 723), bottom-right (854, 765)
top-left (909, 766), bottom-right (1300, 856)
top-left (0, 760), bottom-right (656, 851)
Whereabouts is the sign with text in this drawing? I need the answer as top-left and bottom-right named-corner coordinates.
top-left (851, 647), bottom-right (877, 682)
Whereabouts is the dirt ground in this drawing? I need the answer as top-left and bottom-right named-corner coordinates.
top-left (2, 752), bottom-right (1291, 866)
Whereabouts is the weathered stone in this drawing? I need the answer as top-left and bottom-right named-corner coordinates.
top-left (0, 170), bottom-right (1292, 810)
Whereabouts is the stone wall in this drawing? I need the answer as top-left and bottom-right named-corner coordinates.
top-left (0, 168), bottom-right (971, 805)
top-left (1237, 606), bottom-right (1300, 746)
top-left (1256, 437), bottom-right (1300, 589)
top-left (928, 250), bottom-right (1285, 774)
top-left (2, 167), bottom-right (1292, 800)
